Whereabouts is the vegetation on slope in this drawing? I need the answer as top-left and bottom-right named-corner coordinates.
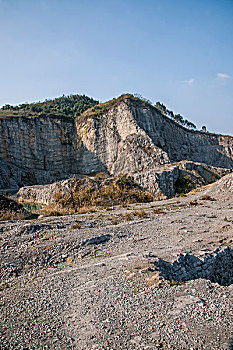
top-left (155, 101), bottom-right (197, 130)
top-left (45, 174), bottom-right (154, 215)
top-left (77, 93), bottom-right (138, 122)
top-left (0, 94), bottom-right (99, 119)
top-left (1, 91), bottom-right (202, 132)
top-left (78, 93), bottom-right (201, 132)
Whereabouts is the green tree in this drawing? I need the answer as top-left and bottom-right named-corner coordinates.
top-left (201, 125), bottom-right (207, 132)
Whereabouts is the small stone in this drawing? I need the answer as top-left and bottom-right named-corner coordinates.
top-left (24, 264), bottom-right (31, 269)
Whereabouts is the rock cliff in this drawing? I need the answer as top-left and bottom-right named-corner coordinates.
top-left (1, 95), bottom-right (233, 196)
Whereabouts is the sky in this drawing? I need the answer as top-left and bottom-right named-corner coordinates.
top-left (0, 0), bottom-right (233, 135)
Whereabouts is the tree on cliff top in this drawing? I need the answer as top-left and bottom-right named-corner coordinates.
top-left (155, 101), bottom-right (197, 130)
top-left (0, 94), bottom-right (99, 119)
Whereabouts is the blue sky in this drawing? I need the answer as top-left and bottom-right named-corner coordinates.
top-left (0, 0), bottom-right (232, 135)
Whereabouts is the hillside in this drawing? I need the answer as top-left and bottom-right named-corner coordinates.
top-left (1, 94), bottom-right (233, 349)
top-left (0, 94), bottom-right (98, 119)
top-left (0, 94), bottom-right (233, 196)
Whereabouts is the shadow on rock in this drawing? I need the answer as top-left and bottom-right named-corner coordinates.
top-left (155, 247), bottom-right (233, 286)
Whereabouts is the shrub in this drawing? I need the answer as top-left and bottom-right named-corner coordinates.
top-left (54, 191), bottom-right (63, 202)
top-left (125, 213), bottom-right (134, 221)
top-left (44, 175), bottom-right (155, 215)
top-left (213, 173), bottom-right (221, 180)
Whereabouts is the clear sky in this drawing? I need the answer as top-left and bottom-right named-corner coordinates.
top-left (0, 0), bottom-right (232, 135)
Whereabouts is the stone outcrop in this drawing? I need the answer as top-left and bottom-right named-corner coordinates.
top-left (77, 98), bottom-right (233, 174)
top-left (1, 95), bottom-right (233, 195)
top-left (132, 160), bottom-right (229, 197)
top-left (16, 161), bottom-right (229, 204)
top-left (156, 247), bottom-right (233, 286)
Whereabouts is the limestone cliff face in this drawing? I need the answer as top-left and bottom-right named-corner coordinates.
top-left (0, 96), bottom-right (233, 194)
top-left (129, 100), bottom-right (233, 168)
top-left (77, 98), bottom-right (233, 173)
top-left (0, 116), bottom-right (81, 191)
top-left (76, 101), bottom-right (170, 176)
top-left (0, 116), bottom-right (80, 172)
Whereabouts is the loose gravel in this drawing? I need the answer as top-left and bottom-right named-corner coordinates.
top-left (0, 181), bottom-right (233, 349)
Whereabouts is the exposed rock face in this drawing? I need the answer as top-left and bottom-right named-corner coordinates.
top-left (1, 96), bottom-right (233, 194)
top-left (77, 99), bottom-right (233, 173)
top-left (0, 116), bottom-right (81, 191)
top-left (157, 247), bottom-right (233, 286)
top-left (132, 160), bottom-right (229, 197)
top-left (16, 161), bottom-right (229, 203)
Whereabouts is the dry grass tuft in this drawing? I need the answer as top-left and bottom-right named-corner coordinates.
top-left (153, 208), bottom-right (165, 214)
top-left (112, 218), bottom-right (119, 225)
top-left (200, 195), bottom-right (216, 201)
top-left (189, 200), bottom-right (198, 206)
top-left (124, 213), bottom-right (134, 221)
top-left (45, 175), bottom-right (154, 216)
top-left (71, 222), bottom-right (82, 229)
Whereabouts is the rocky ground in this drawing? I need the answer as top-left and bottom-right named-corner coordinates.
top-left (0, 175), bottom-right (233, 349)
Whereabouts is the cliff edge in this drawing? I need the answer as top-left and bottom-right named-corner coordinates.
top-left (0, 94), bottom-right (232, 196)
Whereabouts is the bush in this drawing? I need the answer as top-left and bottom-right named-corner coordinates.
top-left (47, 175), bottom-right (155, 215)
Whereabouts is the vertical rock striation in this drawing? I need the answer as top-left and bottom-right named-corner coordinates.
top-left (0, 95), bottom-right (233, 193)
